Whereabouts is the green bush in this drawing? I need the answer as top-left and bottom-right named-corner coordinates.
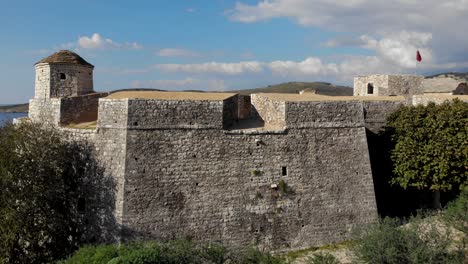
top-left (387, 99), bottom-right (468, 208)
top-left (353, 217), bottom-right (464, 264)
top-left (444, 188), bottom-right (468, 233)
top-left (61, 240), bottom-right (286, 264)
top-left (59, 244), bottom-right (119, 264)
top-left (305, 252), bottom-right (339, 264)
top-left (234, 248), bottom-right (284, 264)
top-left (0, 123), bottom-right (115, 263)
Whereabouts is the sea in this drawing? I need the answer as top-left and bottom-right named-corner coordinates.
top-left (0, 112), bottom-right (28, 126)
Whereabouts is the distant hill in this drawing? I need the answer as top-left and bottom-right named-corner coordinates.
top-left (231, 82), bottom-right (353, 96)
top-left (0, 103), bottom-right (29, 113)
top-left (426, 72), bottom-right (468, 82)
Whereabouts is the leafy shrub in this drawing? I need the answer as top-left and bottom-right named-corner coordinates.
top-left (0, 122), bottom-right (115, 263)
top-left (234, 248), bottom-right (284, 264)
top-left (305, 252), bottom-right (339, 264)
top-left (61, 240), bottom-right (286, 264)
top-left (59, 244), bottom-right (118, 264)
top-left (387, 99), bottom-right (468, 208)
top-left (444, 187), bottom-right (468, 233)
top-left (353, 217), bottom-right (464, 264)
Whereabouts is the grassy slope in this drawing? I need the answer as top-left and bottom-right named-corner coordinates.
top-left (0, 103), bottom-right (29, 113)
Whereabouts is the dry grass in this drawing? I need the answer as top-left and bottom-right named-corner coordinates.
top-left (65, 121), bottom-right (97, 129)
top-left (106, 91), bottom-right (237, 101)
top-left (257, 93), bottom-right (406, 102)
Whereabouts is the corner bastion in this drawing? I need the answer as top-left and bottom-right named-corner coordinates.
top-left (26, 51), bottom-right (468, 252)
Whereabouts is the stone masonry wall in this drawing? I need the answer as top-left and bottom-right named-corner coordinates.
top-left (34, 64), bottom-right (51, 99)
top-left (354, 75), bottom-right (388, 96)
top-left (49, 64), bottom-right (93, 98)
top-left (126, 99), bottom-right (227, 129)
top-left (121, 126), bottom-right (377, 251)
top-left (251, 94), bottom-right (286, 127)
top-left (29, 98), bottom-right (61, 125)
top-left (95, 99), bottom-right (130, 228)
top-left (362, 100), bottom-right (406, 133)
top-left (59, 93), bottom-right (108, 125)
top-left (387, 75), bottom-right (423, 97)
top-left (223, 95), bottom-right (239, 128)
top-left (286, 101), bottom-right (364, 128)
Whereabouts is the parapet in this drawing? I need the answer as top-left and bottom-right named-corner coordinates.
top-left (97, 91), bottom-right (239, 129)
top-left (252, 93), bottom-right (405, 129)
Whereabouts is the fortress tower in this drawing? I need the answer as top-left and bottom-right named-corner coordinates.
top-left (354, 74), bottom-right (424, 97)
top-left (34, 50), bottom-right (94, 99)
top-left (29, 50), bottom-right (104, 126)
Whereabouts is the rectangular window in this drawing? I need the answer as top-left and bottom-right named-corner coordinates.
top-left (60, 73), bottom-right (66, 80)
top-left (282, 166), bottom-right (288, 176)
top-left (367, 83), bottom-right (374, 94)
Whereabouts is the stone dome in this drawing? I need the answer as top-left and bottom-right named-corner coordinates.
top-left (35, 50), bottom-right (94, 68)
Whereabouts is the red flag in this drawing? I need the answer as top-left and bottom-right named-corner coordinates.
top-left (416, 50), bottom-right (422, 62)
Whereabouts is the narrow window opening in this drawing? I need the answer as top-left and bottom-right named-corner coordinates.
top-left (60, 73), bottom-right (66, 80)
top-left (282, 166), bottom-right (288, 176)
top-left (77, 198), bottom-right (86, 213)
top-left (367, 83), bottom-right (374, 94)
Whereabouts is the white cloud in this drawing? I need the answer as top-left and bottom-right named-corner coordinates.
top-left (130, 78), bottom-right (227, 91)
top-left (156, 48), bottom-right (200, 57)
top-left (153, 61), bottom-right (264, 75)
top-left (228, 0), bottom-right (468, 66)
top-left (359, 31), bottom-right (433, 68)
top-left (268, 57), bottom-right (338, 76)
top-left (76, 33), bottom-right (142, 50)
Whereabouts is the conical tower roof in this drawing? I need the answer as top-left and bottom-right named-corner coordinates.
top-left (35, 50), bottom-right (94, 68)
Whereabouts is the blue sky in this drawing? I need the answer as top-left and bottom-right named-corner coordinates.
top-left (1, 0), bottom-right (467, 104)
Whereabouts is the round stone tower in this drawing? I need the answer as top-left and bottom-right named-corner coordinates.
top-left (34, 50), bottom-right (94, 99)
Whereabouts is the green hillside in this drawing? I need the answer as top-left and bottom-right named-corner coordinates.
top-left (0, 103), bottom-right (29, 113)
top-left (426, 72), bottom-right (468, 82)
top-left (231, 81), bottom-right (353, 96)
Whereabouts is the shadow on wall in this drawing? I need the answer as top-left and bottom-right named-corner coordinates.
top-left (67, 141), bottom-right (120, 244)
top-left (366, 129), bottom-right (459, 217)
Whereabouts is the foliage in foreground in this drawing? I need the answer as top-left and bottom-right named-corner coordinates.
top-left (0, 122), bottom-right (116, 264)
top-left (353, 190), bottom-right (468, 264)
top-left (60, 240), bottom-right (284, 264)
top-left (305, 253), bottom-right (339, 264)
top-left (443, 187), bottom-right (468, 252)
top-left (387, 99), bottom-right (468, 195)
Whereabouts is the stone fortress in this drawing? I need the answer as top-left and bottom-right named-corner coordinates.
top-left (27, 50), bottom-right (468, 251)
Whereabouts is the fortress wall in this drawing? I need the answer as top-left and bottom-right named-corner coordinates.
top-left (387, 75), bottom-right (424, 97)
top-left (125, 99), bottom-right (226, 129)
top-left (59, 127), bottom-right (97, 144)
top-left (59, 93), bottom-right (108, 125)
top-left (34, 63), bottom-right (51, 99)
top-left (95, 99), bottom-right (129, 229)
top-left (49, 64), bottom-right (93, 97)
top-left (354, 75), bottom-right (388, 96)
top-left (363, 100), bottom-right (405, 133)
top-left (119, 126), bottom-right (377, 251)
top-left (29, 98), bottom-right (61, 125)
top-left (286, 101), bottom-right (364, 128)
top-left (251, 94), bottom-right (286, 126)
top-left (222, 95), bottom-right (239, 128)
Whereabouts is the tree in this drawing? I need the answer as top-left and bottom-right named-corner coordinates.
top-left (387, 99), bottom-right (468, 208)
top-left (0, 122), bottom-right (116, 263)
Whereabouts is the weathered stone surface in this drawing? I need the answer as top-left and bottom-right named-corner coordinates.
top-left (354, 74), bottom-right (423, 98)
top-left (26, 52), bottom-right (466, 252)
